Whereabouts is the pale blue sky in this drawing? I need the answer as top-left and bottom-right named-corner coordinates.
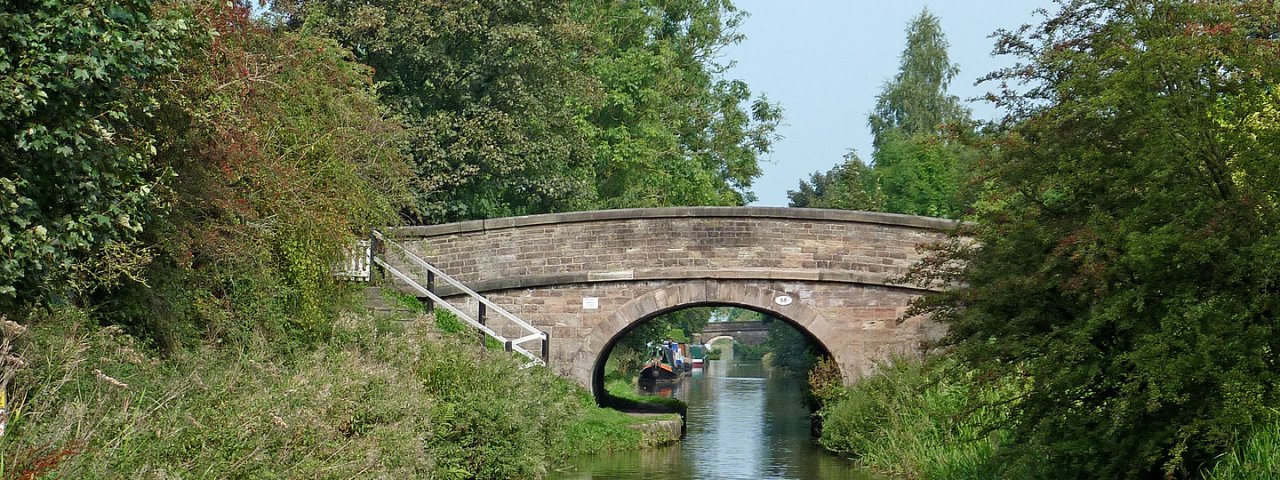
top-left (724, 1), bottom-right (1057, 206)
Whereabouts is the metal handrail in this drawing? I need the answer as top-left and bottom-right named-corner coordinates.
top-left (371, 229), bottom-right (548, 367)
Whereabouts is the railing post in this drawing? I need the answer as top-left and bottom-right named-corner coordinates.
top-left (542, 331), bottom-right (550, 365)
top-left (368, 232), bottom-right (381, 281)
top-left (425, 270), bottom-right (435, 313)
top-left (478, 303), bottom-right (487, 347)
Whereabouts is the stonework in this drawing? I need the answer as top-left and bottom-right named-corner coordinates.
top-left (383, 207), bottom-right (956, 394)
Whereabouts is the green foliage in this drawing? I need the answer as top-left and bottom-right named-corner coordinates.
top-left (788, 152), bottom-right (884, 211)
top-left (604, 376), bottom-right (688, 412)
top-left (766, 320), bottom-right (818, 374)
top-left (0, 0), bottom-right (190, 311)
top-left (732, 341), bottom-right (767, 361)
top-left (1200, 413), bottom-right (1280, 480)
top-left (295, 0), bottom-right (597, 222)
top-left (703, 346), bottom-right (722, 360)
top-left (433, 309), bottom-right (467, 335)
top-left (100, 0), bottom-right (413, 347)
top-left (908, 1), bottom-right (1280, 477)
top-left (816, 357), bottom-right (1012, 480)
top-left (292, 0), bottom-right (778, 222)
top-left (867, 8), bottom-right (969, 150)
top-left (573, 0), bottom-right (780, 208)
top-left (617, 306), bottom-right (716, 353)
top-left (873, 130), bottom-right (978, 218)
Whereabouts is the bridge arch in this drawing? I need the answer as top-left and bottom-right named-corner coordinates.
top-left (384, 206), bottom-right (956, 391)
top-left (704, 335), bottom-right (736, 346)
top-left (587, 283), bottom-right (836, 399)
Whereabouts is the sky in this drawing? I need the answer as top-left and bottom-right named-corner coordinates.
top-left (724, 1), bottom-right (1058, 207)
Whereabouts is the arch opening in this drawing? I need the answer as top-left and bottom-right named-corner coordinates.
top-left (590, 300), bottom-right (836, 406)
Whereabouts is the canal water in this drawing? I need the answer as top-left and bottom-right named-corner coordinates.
top-left (552, 349), bottom-right (875, 480)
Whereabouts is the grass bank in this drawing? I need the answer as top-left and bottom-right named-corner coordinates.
top-left (813, 356), bottom-right (1013, 479)
top-left (1, 308), bottom-right (648, 479)
top-left (815, 356), bottom-right (1280, 480)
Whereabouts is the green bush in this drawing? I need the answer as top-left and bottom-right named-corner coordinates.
top-left (0, 0), bottom-right (190, 311)
top-left (92, 0), bottom-right (413, 350)
top-left (817, 356), bottom-right (1013, 479)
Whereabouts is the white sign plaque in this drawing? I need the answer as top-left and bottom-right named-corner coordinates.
top-left (582, 297), bottom-right (600, 310)
top-left (774, 295), bottom-right (793, 306)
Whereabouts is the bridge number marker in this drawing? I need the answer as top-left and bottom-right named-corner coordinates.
top-left (582, 297), bottom-right (600, 310)
top-left (774, 295), bottom-right (793, 306)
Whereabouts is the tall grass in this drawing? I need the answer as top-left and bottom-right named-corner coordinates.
top-left (816, 356), bottom-right (1014, 479)
top-left (1, 307), bottom-right (643, 479)
top-left (1201, 414), bottom-right (1280, 480)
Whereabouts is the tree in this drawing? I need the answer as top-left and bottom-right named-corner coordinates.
top-left (867, 8), bottom-right (969, 150)
top-left (791, 9), bottom-right (974, 219)
top-left (293, 0), bottom-right (597, 222)
top-left (873, 129), bottom-right (977, 218)
top-left (0, 0), bottom-right (190, 313)
top-left (766, 320), bottom-right (818, 374)
top-left (90, 0), bottom-right (412, 347)
top-left (909, 1), bottom-right (1280, 477)
top-left (574, 0), bottom-right (780, 208)
top-left (787, 151), bottom-right (883, 211)
top-left (288, 0), bottom-right (779, 222)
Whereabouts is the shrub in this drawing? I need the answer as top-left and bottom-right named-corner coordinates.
top-left (96, 0), bottom-right (412, 349)
top-left (0, 0), bottom-right (191, 311)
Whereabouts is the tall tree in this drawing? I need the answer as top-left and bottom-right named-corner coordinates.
top-left (867, 8), bottom-right (969, 150)
top-left (910, 1), bottom-right (1280, 477)
top-left (791, 9), bottom-right (973, 219)
top-left (292, 0), bottom-right (597, 222)
top-left (288, 0), bottom-right (778, 222)
top-left (574, 0), bottom-right (780, 208)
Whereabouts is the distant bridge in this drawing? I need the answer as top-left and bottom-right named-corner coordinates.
top-left (381, 206), bottom-right (955, 398)
top-left (699, 321), bottom-right (771, 346)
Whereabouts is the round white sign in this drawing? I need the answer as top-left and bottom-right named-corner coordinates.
top-left (773, 295), bottom-right (793, 306)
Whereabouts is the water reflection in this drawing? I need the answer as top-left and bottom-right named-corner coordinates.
top-left (554, 349), bottom-right (874, 480)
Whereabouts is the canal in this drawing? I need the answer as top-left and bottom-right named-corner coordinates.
top-left (553, 347), bottom-right (876, 480)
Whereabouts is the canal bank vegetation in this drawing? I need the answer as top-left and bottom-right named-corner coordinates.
top-left (808, 1), bottom-right (1280, 479)
top-left (812, 357), bottom-right (1014, 479)
top-left (4, 308), bottom-right (650, 478)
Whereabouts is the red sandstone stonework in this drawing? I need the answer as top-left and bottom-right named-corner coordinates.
top-left (384, 207), bottom-right (955, 392)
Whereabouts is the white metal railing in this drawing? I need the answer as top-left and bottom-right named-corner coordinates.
top-left (370, 229), bottom-right (549, 368)
top-left (335, 239), bottom-right (372, 281)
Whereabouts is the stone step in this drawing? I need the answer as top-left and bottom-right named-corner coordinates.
top-left (362, 287), bottom-right (413, 314)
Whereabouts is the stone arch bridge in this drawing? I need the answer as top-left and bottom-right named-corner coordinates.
top-left (700, 320), bottom-right (772, 346)
top-left (383, 207), bottom-right (955, 397)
